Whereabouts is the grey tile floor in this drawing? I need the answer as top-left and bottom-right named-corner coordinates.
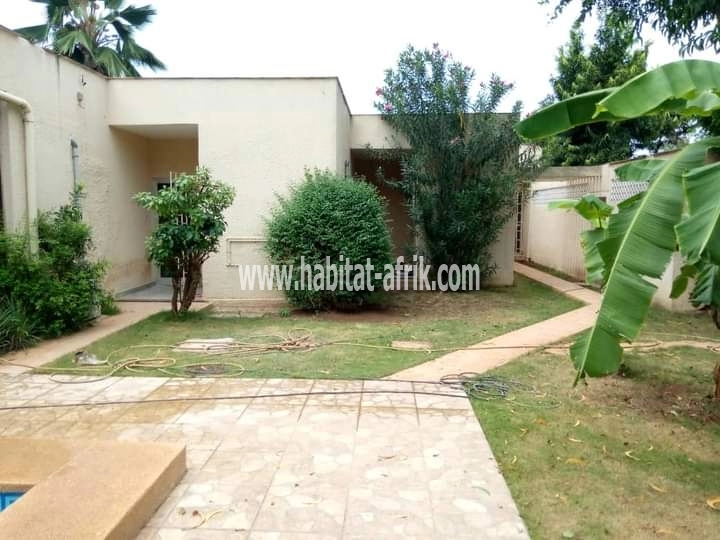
top-left (0, 375), bottom-right (529, 539)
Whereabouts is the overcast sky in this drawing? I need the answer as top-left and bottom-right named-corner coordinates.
top-left (2, 0), bottom-right (717, 113)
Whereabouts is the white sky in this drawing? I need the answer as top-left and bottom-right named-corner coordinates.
top-left (2, 0), bottom-right (717, 113)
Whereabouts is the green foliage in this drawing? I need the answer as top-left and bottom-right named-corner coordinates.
top-left (375, 44), bottom-right (535, 282)
top-left (548, 194), bottom-right (613, 228)
top-left (134, 167), bottom-right (235, 314)
top-left (542, 0), bottom-right (720, 54)
top-left (99, 290), bottom-right (120, 315)
top-left (540, 14), bottom-right (693, 166)
top-left (516, 58), bottom-right (720, 383)
top-left (0, 297), bottom-right (39, 353)
top-left (549, 194), bottom-right (614, 284)
top-left (16, 0), bottom-right (165, 77)
top-left (0, 189), bottom-right (109, 344)
top-left (265, 169), bottom-right (393, 311)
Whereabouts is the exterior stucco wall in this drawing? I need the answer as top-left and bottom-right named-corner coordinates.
top-left (0, 102), bottom-right (26, 229)
top-left (0, 28), bottom-right (158, 293)
top-left (108, 78), bottom-right (342, 299)
top-left (0, 29), bottom-right (104, 220)
top-left (148, 139), bottom-right (199, 180)
top-left (486, 218), bottom-right (515, 286)
top-left (97, 129), bottom-right (154, 292)
top-left (335, 84), bottom-right (351, 176)
top-left (350, 115), bottom-right (409, 150)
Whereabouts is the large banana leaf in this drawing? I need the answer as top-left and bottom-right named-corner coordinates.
top-left (597, 60), bottom-right (720, 119)
top-left (571, 138), bottom-right (720, 380)
top-left (596, 193), bottom-right (644, 279)
top-left (676, 162), bottom-right (720, 265)
top-left (516, 61), bottom-right (720, 142)
top-left (548, 194), bottom-right (612, 228)
top-left (615, 159), bottom-right (666, 182)
top-left (690, 261), bottom-right (720, 307)
top-left (580, 228), bottom-right (606, 285)
top-left (515, 89), bottom-right (620, 139)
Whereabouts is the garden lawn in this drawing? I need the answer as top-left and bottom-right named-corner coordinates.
top-left (41, 274), bottom-right (580, 379)
top-left (475, 309), bottom-right (720, 539)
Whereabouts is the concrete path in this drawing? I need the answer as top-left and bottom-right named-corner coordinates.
top-left (389, 263), bottom-right (601, 381)
top-left (0, 302), bottom-right (173, 376)
top-left (0, 375), bottom-right (529, 539)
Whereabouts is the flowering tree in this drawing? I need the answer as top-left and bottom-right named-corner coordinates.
top-left (375, 44), bottom-right (536, 283)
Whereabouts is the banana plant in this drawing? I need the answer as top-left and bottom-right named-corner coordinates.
top-left (548, 194), bottom-right (613, 284)
top-left (517, 59), bottom-right (720, 387)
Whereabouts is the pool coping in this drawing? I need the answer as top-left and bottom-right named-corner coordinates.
top-left (0, 437), bottom-right (186, 539)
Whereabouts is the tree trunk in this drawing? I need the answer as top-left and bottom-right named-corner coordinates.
top-left (714, 362), bottom-right (720, 401)
top-left (179, 259), bottom-right (203, 313)
top-left (170, 274), bottom-right (181, 315)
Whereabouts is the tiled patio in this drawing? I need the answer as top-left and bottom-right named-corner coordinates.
top-left (0, 375), bottom-right (529, 539)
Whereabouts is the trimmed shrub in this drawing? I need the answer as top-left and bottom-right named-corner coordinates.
top-left (0, 190), bottom-right (109, 344)
top-left (265, 169), bottom-right (393, 311)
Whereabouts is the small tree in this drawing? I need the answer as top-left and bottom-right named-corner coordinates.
top-left (375, 44), bottom-right (536, 283)
top-left (134, 167), bottom-right (235, 314)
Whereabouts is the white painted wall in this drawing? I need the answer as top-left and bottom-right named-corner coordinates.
top-left (108, 77), bottom-right (343, 299)
top-left (351, 114), bottom-right (409, 149)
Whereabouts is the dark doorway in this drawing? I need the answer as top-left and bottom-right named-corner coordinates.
top-left (351, 151), bottom-right (414, 258)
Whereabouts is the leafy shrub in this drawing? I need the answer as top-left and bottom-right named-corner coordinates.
top-left (0, 297), bottom-right (38, 353)
top-left (99, 291), bottom-right (120, 315)
top-left (0, 190), bottom-right (109, 344)
top-left (265, 169), bottom-right (393, 311)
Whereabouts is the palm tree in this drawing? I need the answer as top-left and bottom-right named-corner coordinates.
top-left (16, 0), bottom-right (165, 77)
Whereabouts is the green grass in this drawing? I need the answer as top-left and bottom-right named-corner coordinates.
top-left (41, 274), bottom-right (581, 379)
top-left (474, 310), bottom-right (720, 540)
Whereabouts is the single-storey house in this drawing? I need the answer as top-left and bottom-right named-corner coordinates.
top-left (0, 26), bottom-right (514, 306)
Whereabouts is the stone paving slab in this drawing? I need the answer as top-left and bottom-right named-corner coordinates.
top-left (0, 375), bottom-right (529, 539)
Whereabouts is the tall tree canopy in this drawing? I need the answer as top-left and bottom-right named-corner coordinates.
top-left (375, 44), bottom-right (536, 283)
top-left (542, 0), bottom-right (720, 54)
top-left (541, 14), bottom-right (692, 166)
top-left (16, 0), bottom-right (165, 77)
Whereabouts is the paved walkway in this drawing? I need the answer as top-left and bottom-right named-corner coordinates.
top-left (0, 263), bottom-right (602, 538)
top-left (0, 375), bottom-right (529, 539)
top-left (389, 263), bottom-right (601, 381)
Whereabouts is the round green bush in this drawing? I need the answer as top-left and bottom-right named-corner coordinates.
top-left (265, 169), bottom-right (393, 311)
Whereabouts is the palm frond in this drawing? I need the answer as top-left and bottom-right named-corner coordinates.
top-left (14, 23), bottom-right (51, 43)
top-left (53, 27), bottom-right (94, 56)
top-left (121, 38), bottom-right (166, 71)
top-left (95, 46), bottom-right (133, 77)
top-left (117, 4), bottom-right (157, 28)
